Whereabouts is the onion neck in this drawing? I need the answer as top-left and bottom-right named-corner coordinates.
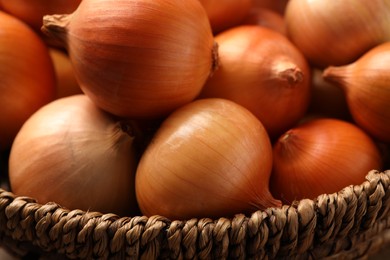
top-left (41, 14), bottom-right (71, 49)
top-left (276, 131), bottom-right (297, 159)
top-left (210, 41), bottom-right (220, 77)
top-left (322, 66), bottom-right (350, 92)
top-left (271, 59), bottom-right (304, 87)
top-left (117, 120), bottom-right (147, 156)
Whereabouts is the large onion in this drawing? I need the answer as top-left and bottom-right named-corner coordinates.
top-left (271, 118), bottom-right (383, 204)
top-left (323, 42), bottom-right (390, 143)
top-left (285, 0), bottom-right (390, 67)
top-left (41, 0), bottom-right (218, 118)
top-left (199, 26), bottom-right (311, 139)
top-left (9, 95), bottom-right (140, 216)
top-left (136, 98), bottom-right (280, 220)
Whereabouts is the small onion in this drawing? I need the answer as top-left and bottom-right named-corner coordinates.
top-left (136, 98), bottom-right (281, 220)
top-left (271, 118), bottom-right (383, 204)
top-left (0, 11), bottom-right (55, 150)
top-left (199, 26), bottom-right (311, 140)
top-left (198, 0), bottom-right (253, 34)
top-left (323, 42), bottom-right (390, 143)
top-left (42, 0), bottom-right (218, 118)
top-left (9, 95), bottom-right (140, 216)
top-left (285, 0), bottom-right (390, 67)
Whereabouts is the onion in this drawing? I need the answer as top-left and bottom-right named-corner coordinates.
top-left (199, 26), bottom-right (311, 140)
top-left (135, 98), bottom-right (281, 220)
top-left (41, 0), bottom-right (218, 119)
top-left (307, 68), bottom-right (351, 120)
top-left (0, 0), bottom-right (81, 31)
top-left (49, 48), bottom-right (82, 99)
top-left (285, 0), bottom-right (390, 67)
top-left (0, 11), bottom-right (56, 151)
top-left (241, 7), bottom-right (286, 35)
top-left (323, 42), bottom-right (390, 143)
top-left (271, 118), bottom-right (383, 204)
top-left (198, 0), bottom-right (253, 34)
top-left (8, 95), bottom-right (140, 216)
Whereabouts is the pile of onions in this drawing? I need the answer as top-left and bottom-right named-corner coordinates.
top-left (323, 42), bottom-right (390, 143)
top-left (8, 95), bottom-right (140, 216)
top-left (0, 0), bottom-right (81, 31)
top-left (198, 0), bottom-right (253, 34)
top-left (0, 11), bottom-right (55, 150)
top-left (0, 0), bottom-right (388, 225)
top-left (271, 118), bottom-right (383, 204)
top-left (135, 98), bottom-right (281, 220)
top-left (199, 25), bottom-right (311, 139)
top-left (41, 0), bottom-right (218, 119)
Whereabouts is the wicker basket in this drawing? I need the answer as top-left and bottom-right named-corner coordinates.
top-left (0, 167), bottom-right (389, 259)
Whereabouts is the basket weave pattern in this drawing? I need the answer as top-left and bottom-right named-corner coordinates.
top-left (0, 170), bottom-right (389, 259)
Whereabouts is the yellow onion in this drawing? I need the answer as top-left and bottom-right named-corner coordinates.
top-left (323, 42), bottom-right (390, 143)
top-left (136, 98), bottom-right (281, 220)
top-left (285, 0), bottom-right (390, 67)
top-left (0, 11), bottom-right (55, 150)
top-left (9, 95), bottom-right (140, 216)
top-left (0, 0), bottom-right (81, 31)
top-left (199, 26), bottom-right (311, 140)
top-left (42, 0), bottom-right (218, 119)
top-left (198, 0), bottom-right (253, 34)
top-left (271, 118), bottom-right (383, 204)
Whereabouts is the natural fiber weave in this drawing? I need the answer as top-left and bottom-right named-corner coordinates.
top-left (0, 170), bottom-right (389, 259)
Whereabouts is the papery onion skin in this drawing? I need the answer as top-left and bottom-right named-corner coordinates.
top-left (0, 0), bottom-right (81, 31)
top-left (199, 26), bottom-right (311, 140)
top-left (0, 11), bottom-right (55, 150)
top-left (9, 95), bottom-right (139, 216)
top-left (198, 0), bottom-right (253, 34)
top-left (285, 0), bottom-right (390, 67)
top-left (271, 118), bottom-right (383, 204)
top-left (42, 0), bottom-right (218, 119)
top-left (323, 42), bottom-right (390, 143)
top-left (136, 98), bottom-right (280, 220)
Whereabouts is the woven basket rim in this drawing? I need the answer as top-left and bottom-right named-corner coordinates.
top-left (1, 169), bottom-right (389, 259)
